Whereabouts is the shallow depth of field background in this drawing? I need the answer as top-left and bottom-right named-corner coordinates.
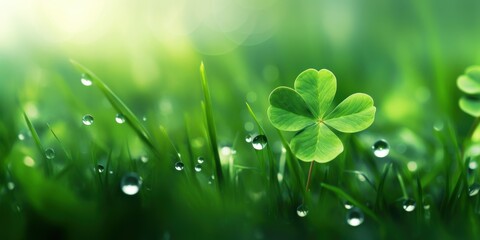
top-left (1, 0), bottom-right (480, 135)
top-left (1, 0), bottom-right (480, 238)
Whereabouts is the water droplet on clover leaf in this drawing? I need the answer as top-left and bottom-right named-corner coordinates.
top-left (82, 114), bottom-right (94, 126)
top-left (346, 208), bottom-right (364, 227)
top-left (372, 139), bottom-right (389, 158)
top-left (252, 135), bottom-right (268, 150)
top-left (197, 156), bottom-right (205, 164)
top-left (121, 172), bottom-right (142, 196)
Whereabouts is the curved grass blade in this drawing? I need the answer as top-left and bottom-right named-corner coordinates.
top-left (246, 102), bottom-right (282, 212)
top-left (375, 162), bottom-right (392, 212)
top-left (24, 112), bottom-right (52, 176)
top-left (69, 60), bottom-right (160, 158)
top-left (321, 183), bottom-right (380, 223)
top-left (200, 62), bottom-right (224, 188)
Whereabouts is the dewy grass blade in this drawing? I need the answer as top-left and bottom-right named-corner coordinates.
top-left (47, 124), bottom-right (73, 162)
top-left (246, 102), bottom-right (282, 211)
top-left (277, 129), bottom-right (305, 195)
top-left (321, 183), bottom-right (380, 223)
top-left (24, 112), bottom-right (52, 176)
top-left (199, 62), bottom-right (224, 188)
top-left (70, 60), bottom-right (160, 158)
top-left (375, 162), bottom-right (392, 212)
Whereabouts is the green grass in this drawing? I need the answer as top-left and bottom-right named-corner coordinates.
top-left (1, 60), bottom-right (480, 240)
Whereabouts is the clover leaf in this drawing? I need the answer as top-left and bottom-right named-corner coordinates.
top-left (268, 69), bottom-right (376, 163)
top-left (457, 66), bottom-right (480, 117)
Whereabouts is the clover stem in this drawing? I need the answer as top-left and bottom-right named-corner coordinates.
top-left (305, 161), bottom-right (315, 192)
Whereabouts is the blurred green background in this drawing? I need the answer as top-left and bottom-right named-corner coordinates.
top-left (2, 0), bottom-right (480, 239)
top-left (1, 0), bottom-right (480, 134)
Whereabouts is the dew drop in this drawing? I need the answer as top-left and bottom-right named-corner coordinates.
top-left (403, 198), bottom-right (416, 212)
top-left (81, 74), bottom-right (93, 86)
top-left (115, 113), bottom-right (126, 124)
top-left (433, 120), bottom-right (444, 131)
top-left (344, 200), bottom-right (354, 209)
top-left (372, 139), bottom-right (390, 158)
top-left (197, 156), bottom-right (205, 164)
top-left (121, 173), bottom-right (142, 195)
top-left (469, 161), bottom-right (478, 171)
top-left (82, 114), bottom-right (94, 126)
top-left (245, 134), bottom-right (254, 143)
top-left (175, 161), bottom-right (184, 171)
top-left (7, 182), bottom-right (15, 191)
top-left (252, 135), bottom-right (268, 150)
top-left (109, 170), bottom-right (114, 175)
top-left (296, 204), bottom-right (309, 217)
top-left (18, 133), bottom-right (25, 141)
top-left (45, 148), bottom-right (55, 159)
top-left (140, 156), bottom-right (149, 163)
top-left (468, 183), bottom-right (480, 197)
top-left (96, 164), bottom-right (105, 173)
top-left (407, 161), bottom-right (418, 172)
top-left (346, 208), bottom-right (365, 227)
top-left (208, 175), bottom-right (215, 185)
top-left (195, 164), bottom-right (202, 172)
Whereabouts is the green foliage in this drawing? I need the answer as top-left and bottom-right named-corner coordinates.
top-left (458, 66), bottom-right (480, 117)
top-left (268, 69), bottom-right (376, 163)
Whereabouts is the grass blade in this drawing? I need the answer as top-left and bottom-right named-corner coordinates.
top-left (69, 60), bottom-right (160, 158)
top-left (375, 162), bottom-right (392, 212)
top-left (199, 62), bottom-right (224, 188)
top-left (23, 112), bottom-right (52, 176)
top-left (321, 183), bottom-right (380, 223)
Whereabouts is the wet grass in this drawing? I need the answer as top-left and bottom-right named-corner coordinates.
top-left (1, 60), bottom-right (480, 240)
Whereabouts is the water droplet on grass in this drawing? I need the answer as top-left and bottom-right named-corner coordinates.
top-left (433, 120), bottom-right (444, 131)
top-left (195, 164), bottom-right (202, 172)
top-left (403, 198), bottom-right (416, 212)
top-left (372, 139), bottom-right (389, 158)
top-left (115, 113), bottom-right (126, 124)
top-left (469, 161), bottom-right (478, 170)
top-left (245, 134), bottom-right (254, 143)
top-left (140, 156), bottom-right (149, 163)
top-left (18, 133), bottom-right (25, 141)
top-left (296, 204), bottom-right (309, 217)
top-left (344, 200), bottom-right (354, 209)
top-left (407, 161), bottom-right (418, 172)
top-left (252, 135), bottom-right (268, 150)
top-left (469, 183), bottom-right (480, 197)
top-left (82, 115), bottom-right (94, 126)
top-left (7, 182), bottom-right (15, 190)
top-left (81, 74), bottom-right (93, 86)
top-left (23, 156), bottom-right (35, 167)
top-left (346, 208), bottom-right (364, 227)
top-left (174, 161), bottom-right (184, 171)
top-left (197, 157), bottom-right (205, 164)
top-left (96, 164), bottom-right (105, 173)
top-left (121, 173), bottom-right (142, 195)
top-left (45, 148), bottom-right (55, 159)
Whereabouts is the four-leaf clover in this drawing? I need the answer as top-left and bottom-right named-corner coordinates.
top-left (267, 69), bottom-right (376, 163)
top-left (457, 66), bottom-right (480, 117)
